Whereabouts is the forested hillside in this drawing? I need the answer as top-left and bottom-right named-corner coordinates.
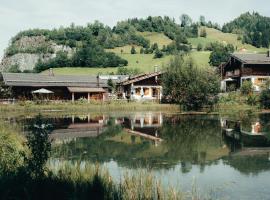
top-left (222, 12), bottom-right (270, 48)
top-left (2, 16), bottom-right (198, 73)
top-left (1, 12), bottom-right (269, 74)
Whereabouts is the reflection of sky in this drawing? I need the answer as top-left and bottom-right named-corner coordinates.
top-left (103, 160), bottom-right (270, 200)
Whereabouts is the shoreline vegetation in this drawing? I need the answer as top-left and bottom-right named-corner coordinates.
top-left (0, 119), bottom-right (200, 200)
top-left (0, 99), bottom-right (266, 116)
top-left (0, 102), bottom-right (267, 199)
top-left (0, 101), bottom-right (180, 114)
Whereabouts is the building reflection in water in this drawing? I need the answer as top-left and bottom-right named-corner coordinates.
top-left (220, 118), bottom-right (270, 159)
top-left (50, 114), bottom-right (107, 144)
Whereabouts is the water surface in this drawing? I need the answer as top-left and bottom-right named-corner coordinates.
top-left (13, 112), bottom-right (270, 199)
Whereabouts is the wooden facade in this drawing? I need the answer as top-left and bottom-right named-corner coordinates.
top-left (0, 73), bottom-right (110, 101)
top-left (119, 71), bottom-right (163, 101)
top-left (221, 53), bottom-right (270, 91)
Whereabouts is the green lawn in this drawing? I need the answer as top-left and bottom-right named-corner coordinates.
top-left (42, 51), bottom-right (210, 76)
top-left (42, 53), bottom-right (173, 75)
top-left (137, 31), bottom-right (172, 47)
top-left (43, 28), bottom-right (269, 76)
top-left (190, 51), bottom-right (211, 68)
top-left (189, 27), bottom-right (267, 53)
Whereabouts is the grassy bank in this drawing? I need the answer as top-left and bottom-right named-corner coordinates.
top-left (1, 162), bottom-right (188, 200)
top-left (0, 101), bottom-right (180, 116)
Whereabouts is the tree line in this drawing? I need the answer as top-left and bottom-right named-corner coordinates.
top-left (222, 12), bottom-right (270, 48)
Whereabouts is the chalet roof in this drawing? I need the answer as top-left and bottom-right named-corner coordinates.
top-left (1, 73), bottom-right (107, 87)
top-left (67, 87), bottom-right (106, 93)
top-left (232, 53), bottom-right (270, 64)
top-left (120, 71), bottom-right (163, 86)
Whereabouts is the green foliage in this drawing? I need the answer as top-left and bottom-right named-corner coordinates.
top-left (241, 81), bottom-right (253, 95)
top-left (199, 16), bottom-right (206, 26)
top-left (197, 43), bottom-right (203, 51)
top-left (116, 67), bottom-right (141, 75)
top-left (34, 45), bottom-right (128, 73)
top-left (246, 93), bottom-right (258, 106)
top-left (0, 122), bottom-right (26, 175)
top-left (180, 14), bottom-right (192, 27)
top-left (25, 115), bottom-right (53, 178)
top-left (259, 89), bottom-right (270, 109)
top-left (162, 55), bottom-right (220, 110)
top-left (209, 42), bottom-right (234, 66)
top-left (0, 82), bottom-right (13, 99)
top-left (130, 46), bottom-right (136, 54)
top-left (222, 12), bottom-right (270, 48)
top-left (153, 49), bottom-right (164, 59)
top-left (8, 64), bottom-right (21, 73)
top-left (107, 79), bottom-right (115, 93)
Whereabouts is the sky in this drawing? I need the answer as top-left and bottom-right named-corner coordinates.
top-left (0, 0), bottom-right (270, 58)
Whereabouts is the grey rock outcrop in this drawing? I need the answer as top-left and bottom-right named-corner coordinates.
top-left (0, 36), bottom-right (75, 72)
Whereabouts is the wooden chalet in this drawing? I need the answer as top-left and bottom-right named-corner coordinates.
top-left (221, 51), bottom-right (270, 91)
top-left (118, 71), bottom-right (163, 101)
top-left (0, 73), bottom-right (126, 101)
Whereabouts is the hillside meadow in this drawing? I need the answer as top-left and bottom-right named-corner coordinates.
top-left (41, 28), bottom-right (265, 76)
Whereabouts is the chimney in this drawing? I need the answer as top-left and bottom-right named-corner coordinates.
top-left (96, 75), bottom-right (100, 88)
top-left (154, 65), bottom-right (159, 73)
top-left (49, 68), bottom-right (54, 76)
top-left (268, 50), bottom-right (270, 57)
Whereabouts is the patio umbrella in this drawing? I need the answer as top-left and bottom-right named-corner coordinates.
top-left (32, 88), bottom-right (54, 94)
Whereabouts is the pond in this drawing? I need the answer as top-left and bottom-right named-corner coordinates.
top-left (7, 112), bottom-right (270, 199)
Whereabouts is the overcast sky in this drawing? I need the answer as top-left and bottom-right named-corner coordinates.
top-left (0, 0), bottom-right (270, 58)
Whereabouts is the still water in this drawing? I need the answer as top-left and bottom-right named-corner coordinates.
top-left (15, 112), bottom-right (270, 199)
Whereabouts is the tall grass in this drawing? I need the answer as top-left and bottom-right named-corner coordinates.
top-left (0, 121), bottom-right (27, 174)
top-left (0, 100), bottom-right (180, 114)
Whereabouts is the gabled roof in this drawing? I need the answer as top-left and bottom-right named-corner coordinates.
top-left (232, 53), bottom-right (270, 64)
top-left (1, 73), bottom-right (107, 87)
top-left (120, 71), bottom-right (163, 86)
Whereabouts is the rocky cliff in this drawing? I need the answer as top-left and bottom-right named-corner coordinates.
top-left (0, 36), bottom-right (75, 72)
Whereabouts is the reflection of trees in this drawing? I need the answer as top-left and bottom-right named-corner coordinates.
top-left (52, 116), bottom-right (226, 171)
top-left (26, 114), bottom-right (53, 177)
top-left (160, 116), bottom-right (224, 173)
top-left (223, 155), bottom-right (270, 175)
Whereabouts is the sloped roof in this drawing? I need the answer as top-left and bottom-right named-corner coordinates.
top-left (1, 73), bottom-right (107, 87)
top-left (67, 87), bottom-right (106, 93)
top-left (120, 71), bottom-right (163, 86)
top-left (232, 53), bottom-right (270, 64)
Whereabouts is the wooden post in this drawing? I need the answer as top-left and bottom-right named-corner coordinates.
top-left (72, 92), bottom-right (75, 102)
top-left (87, 93), bottom-right (90, 103)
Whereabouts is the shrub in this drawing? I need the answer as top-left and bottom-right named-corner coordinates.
top-left (259, 89), bottom-right (270, 109)
top-left (162, 55), bottom-right (220, 110)
top-left (197, 43), bottom-right (203, 51)
top-left (240, 81), bottom-right (253, 95)
top-left (153, 49), bottom-right (164, 59)
top-left (246, 93), bottom-right (258, 106)
top-left (130, 46), bottom-right (136, 54)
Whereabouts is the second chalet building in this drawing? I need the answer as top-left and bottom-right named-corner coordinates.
top-left (221, 51), bottom-right (270, 92)
top-left (0, 70), bottom-right (164, 101)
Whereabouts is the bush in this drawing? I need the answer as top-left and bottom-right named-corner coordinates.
top-left (246, 93), bottom-right (258, 106)
top-left (130, 46), bottom-right (136, 54)
top-left (209, 42), bottom-right (234, 66)
top-left (153, 49), bottom-right (164, 59)
top-left (240, 81), bottom-right (253, 95)
top-left (162, 55), bottom-right (220, 110)
top-left (259, 89), bottom-right (270, 109)
top-left (197, 43), bottom-right (203, 51)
